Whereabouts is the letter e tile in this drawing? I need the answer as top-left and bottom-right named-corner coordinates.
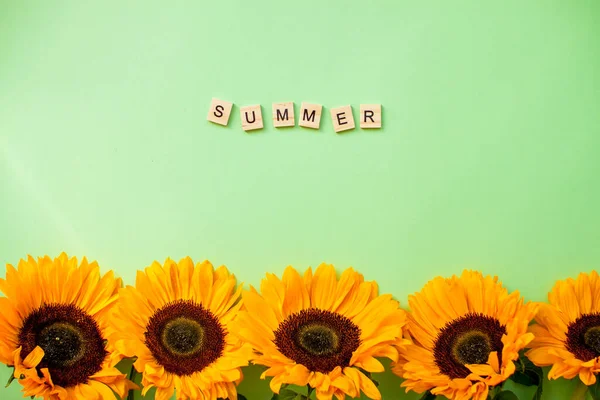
top-left (330, 105), bottom-right (355, 133)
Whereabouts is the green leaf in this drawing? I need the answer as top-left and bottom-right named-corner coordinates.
top-left (5, 370), bottom-right (15, 388)
top-left (306, 384), bottom-right (314, 398)
top-left (488, 385), bottom-right (501, 399)
top-left (419, 391), bottom-right (436, 400)
top-left (238, 395), bottom-right (248, 400)
top-left (508, 352), bottom-right (543, 400)
top-left (510, 368), bottom-right (540, 387)
top-left (493, 390), bottom-right (519, 400)
top-left (510, 352), bottom-right (542, 387)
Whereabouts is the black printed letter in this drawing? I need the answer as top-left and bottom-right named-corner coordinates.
top-left (276, 108), bottom-right (289, 121)
top-left (303, 109), bottom-right (316, 122)
top-left (336, 112), bottom-right (347, 125)
top-left (244, 111), bottom-right (256, 124)
top-left (214, 105), bottom-right (224, 118)
top-left (363, 110), bottom-right (374, 123)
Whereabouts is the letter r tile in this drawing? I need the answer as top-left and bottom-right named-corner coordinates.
top-left (360, 104), bottom-right (382, 128)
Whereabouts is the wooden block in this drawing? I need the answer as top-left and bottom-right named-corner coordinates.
top-left (207, 98), bottom-right (233, 126)
top-left (360, 104), bottom-right (382, 128)
top-left (240, 105), bottom-right (263, 131)
top-left (298, 103), bottom-right (322, 129)
top-left (330, 105), bottom-right (355, 133)
top-left (272, 102), bottom-right (295, 127)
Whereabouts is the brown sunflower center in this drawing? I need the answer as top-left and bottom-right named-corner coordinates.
top-left (452, 331), bottom-right (491, 365)
top-left (145, 300), bottom-right (225, 376)
top-left (584, 327), bottom-right (600, 354)
top-left (38, 323), bottom-right (85, 367)
top-left (566, 313), bottom-right (600, 361)
top-left (18, 303), bottom-right (107, 388)
top-left (298, 324), bottom-right (340, 356)
top-left (274, 308), bottom-right (361, 373)
top-left (433, 313), bottom-right (506, 379)
top-left (162, 317), bottom-right (205, 356)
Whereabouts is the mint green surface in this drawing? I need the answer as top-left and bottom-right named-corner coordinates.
top-left (1, 1), bottom-right (600, 399)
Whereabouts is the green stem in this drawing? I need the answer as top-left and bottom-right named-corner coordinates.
top-left (307, 384), bottom-right (314, 399)
top-left (570, 380), bottom-right (589, 400)
top-left (589, 378), bottom-right (600, 400)
top-left (127, 366), bottom-right (138, 400)
top-left (488, 385), bottom-right (498, 399)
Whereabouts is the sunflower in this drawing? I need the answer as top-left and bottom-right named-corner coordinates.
top-left (109, 257), bottom-right (252, 400)
top-left (231, 263), bottom-right (408, 400)
top-left (0, 253), bottom-right (135, 399)
top-left (526, 271), bottom-right (600, 385)
top-left (393, 270), bottom-right (538, 400)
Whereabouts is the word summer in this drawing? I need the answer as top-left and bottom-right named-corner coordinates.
top-left (207, 98), bottom-right (382, 133)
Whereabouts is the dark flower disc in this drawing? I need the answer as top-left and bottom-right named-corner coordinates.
top-left (144, 300), bottom-right (226, 376)
top-left (566, 312), bottom-right (600, 361)
top-left (18, 303), bottom-right (108, 387)
top-left (274, 308), bottom-right (361, 373)
top-left (433, 313), bottom-right (506, 379)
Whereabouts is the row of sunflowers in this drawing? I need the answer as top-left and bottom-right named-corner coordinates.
top-left (0, 253), bottom-right (598, 400)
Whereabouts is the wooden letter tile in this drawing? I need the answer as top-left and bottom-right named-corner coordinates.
top-left (240, 105), bottom-right (263, 131)
top-left (360, 104), bottom-right (382, 129)
top-left (272, 102), bottom-right (295, 128)
top-left (330, 105), bottom-right (355, 133)
top-left (298, 103), bottom-right (322, 129)
top-left (207, 98), bottom-right (233, 126)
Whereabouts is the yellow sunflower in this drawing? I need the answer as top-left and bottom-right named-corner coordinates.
top-left (393, 270), bottom-right (538, 400)
top-left (0, 253), bottom-right (135, 400)
top-left (526, 271), bottom-right (600, 385)
top-left (231, 263), bottom-right (408, 400)
top-left (109, 257), bottom-right (253, 400)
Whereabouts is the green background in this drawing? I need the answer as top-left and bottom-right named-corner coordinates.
top-left (1, 0), bottom-right (599, 398)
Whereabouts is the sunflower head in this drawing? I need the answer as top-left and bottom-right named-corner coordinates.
top-left (0, 253), bottom-right (136, 399)
top-left (109, 257), bottom-right (252, 400)
top-left (231, 263), bottom-right (408, 400)
top-left (526, 271), bottom-right (600, 385)
top-left (394, 270), bottom-right (538, 400)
